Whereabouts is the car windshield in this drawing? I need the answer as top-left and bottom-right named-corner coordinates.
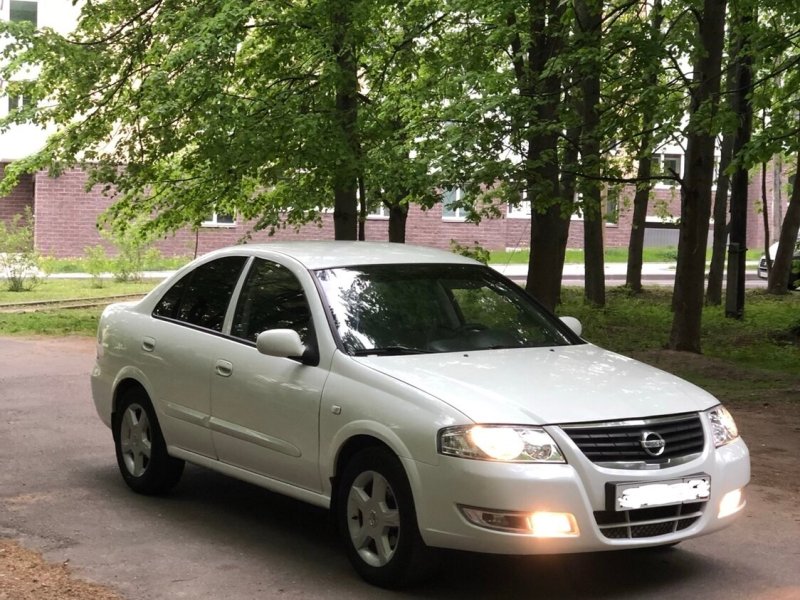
top-left (314, 263), bottom-right (579, 355)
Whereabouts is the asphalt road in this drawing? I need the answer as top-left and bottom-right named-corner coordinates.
top-left (1, 336), bottom-right (798, 600)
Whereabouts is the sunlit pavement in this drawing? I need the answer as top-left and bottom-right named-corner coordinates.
top-left (492, 261), bottom-right (764, 287)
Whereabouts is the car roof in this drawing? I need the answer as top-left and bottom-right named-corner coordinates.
top-left (218, 241), bottom-right (480, 270)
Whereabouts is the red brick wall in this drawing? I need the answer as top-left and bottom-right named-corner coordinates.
top-left (29, 167), bottom-right (791, 258)
top-left (0, 163), bottom-right (35, 226)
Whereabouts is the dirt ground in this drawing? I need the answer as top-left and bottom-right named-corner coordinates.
top-left (0, 540), bottom-right (123, 600)
top-left (1, 347), bottom-right (798, 600)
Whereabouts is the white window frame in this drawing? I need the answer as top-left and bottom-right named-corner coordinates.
top-left (7, 93), bottom-right (26, 111)
top-left (202, 211), bottom-right (237, 228)
top-left (442, 188), bottom-right (466, 221)
top-left (507, 191), bottom-right (531, 219)
top-left (366, 203), bottom-right (390, 220)
top-left (654, 152), bottom-right (683, 188)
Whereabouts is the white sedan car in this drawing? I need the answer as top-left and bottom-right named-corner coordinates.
top-left (91, 242), bottom-right (750, 587)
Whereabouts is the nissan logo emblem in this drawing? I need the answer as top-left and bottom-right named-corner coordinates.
top-left (640, 431), bottom-right (666, 457)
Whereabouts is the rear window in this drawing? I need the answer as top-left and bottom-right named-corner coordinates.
top-left (153, 256), bottom-right (247, 332)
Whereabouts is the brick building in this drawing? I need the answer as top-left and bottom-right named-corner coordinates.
top-left (0, 161), bottom-right (791, 259)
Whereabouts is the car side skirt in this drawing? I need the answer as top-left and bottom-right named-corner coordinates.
top-left (167, 446), bottom-right (331, 509)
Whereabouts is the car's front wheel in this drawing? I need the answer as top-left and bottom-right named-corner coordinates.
top-left (113, 388), bottom-right (184, 495)
top-left (336, 447), bottom-right (438, 588)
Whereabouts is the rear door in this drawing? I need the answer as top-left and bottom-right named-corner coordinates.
top-left (143, 255), bottom-right (248, 457)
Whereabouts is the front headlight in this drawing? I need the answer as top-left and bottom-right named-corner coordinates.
top-left (706, 405), bottom-right (740, 447)
top-left (438, 425), bottom-right (565, 463)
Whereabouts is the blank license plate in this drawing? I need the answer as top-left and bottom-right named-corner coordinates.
top-left (610, 475), bottom-right (711, 511)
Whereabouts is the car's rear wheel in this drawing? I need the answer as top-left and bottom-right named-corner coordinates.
top-left (113, 389), bottom-right (184, 495)
top-left (336, 447), bottom-right (438, 588)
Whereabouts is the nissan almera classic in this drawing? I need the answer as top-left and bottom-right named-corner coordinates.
top-left (91, 242), bottom-right (750, 587)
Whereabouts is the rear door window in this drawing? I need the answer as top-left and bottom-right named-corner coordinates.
top-left (153, 256), bottom-right (247, 332)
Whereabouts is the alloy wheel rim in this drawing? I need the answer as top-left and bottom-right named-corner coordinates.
top-left (346, 470), bottom-right (401, 567)
top-left (120, 403), bottom-right (152, 477)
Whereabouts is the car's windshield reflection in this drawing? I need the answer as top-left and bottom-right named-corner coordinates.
top-left (314, 264), bottom-right (576, 355)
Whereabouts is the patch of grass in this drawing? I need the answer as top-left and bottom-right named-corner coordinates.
top-left (0, 308), bottom-right (103, 336)
top-left (0, 278), bottom-right (160, 305)
top-left (558, 287), bottom-right (800, 378)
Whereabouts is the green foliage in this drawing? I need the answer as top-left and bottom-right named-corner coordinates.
top-left (83, 245), bottom-right (110, 288)
top-left (0, 0), bottom-right (449, 241)
top-left (0, 208), bottom-right (40, 292)
top-left (0, 279), bottom-right (158, 305)
top-left (449, 240), bottom-right (490, 264)
top-left (558, 287), bottom-right (800, 377)
top-left (42, 254), bottom-right (189, 274)
top-left (37, 255), bottom-right (57, 279)
top-left (97, 218), bottom-right (162, 282)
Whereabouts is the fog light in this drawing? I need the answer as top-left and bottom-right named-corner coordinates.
top-left (718, 488), bottom-right (745, 518)
top-left (461, 507), bottom-right (531, 533)
top-left (460, 506), bottom-right (580, 537)
top-left (528, 512), bottom-right (580, 538)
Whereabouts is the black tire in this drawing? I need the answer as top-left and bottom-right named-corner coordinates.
top-left (113, 388), bottom-right (184, 495)
top-left (336, 447), bottom-right (439, 588)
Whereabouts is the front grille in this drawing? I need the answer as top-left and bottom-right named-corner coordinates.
top-left (594, 502), bottom-right (704, 539)
top-left (560, 413), bottom-right (705, 466)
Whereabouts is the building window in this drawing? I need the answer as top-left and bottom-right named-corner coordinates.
top-left (8, 94), bottom-right (25, 111)
top-left (202, 212), bottom-right (236, 227)
top-left (507, 191), bottom-right (531, 219)
top-left (442, 188), bottom-right (466, 220)
top-left (10, 1), bottom-right (38, 26)
top-left (367, 203), bottom-right (390, 219)
top-left (654, 153), bottom-right (683, 186)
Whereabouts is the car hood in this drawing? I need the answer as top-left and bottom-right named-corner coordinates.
top-left (354, 344), bottom-right (718, 424)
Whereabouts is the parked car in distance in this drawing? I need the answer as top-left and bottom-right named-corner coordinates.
top-left (758, 239), bottom-right (800, 289)
top-left (91, 242), bottom-right (750, 587)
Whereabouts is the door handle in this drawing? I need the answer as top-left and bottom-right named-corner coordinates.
top-left (215, 360), bottom-right (233, 377)
top-left (142, 337), bottom-right (155, 352)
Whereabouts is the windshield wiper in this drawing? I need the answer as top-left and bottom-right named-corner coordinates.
top-left (352, 346), bottom-right (427, 356)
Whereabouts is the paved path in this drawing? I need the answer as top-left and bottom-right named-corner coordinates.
top-left (1, 337), bottom-right (798, 599)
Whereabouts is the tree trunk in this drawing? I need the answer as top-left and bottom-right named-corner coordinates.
top-left (558, 118), bottom-right (582, 280)
top-left (760, 161), bottom-right (770, 275)
top-left (528, 203), bottom-right (568, 311)
top-left (518, 0), bottom-right (568, 311)
top-left (767, 143), bottom-right (800, 294)
top-left (705, 24), bottom-right (737, 306)
top-left (387, 202), bottom-right (408, 243)
top-left (723, 3), bottom-right (754, 320)
top-left (626, 155), bottom-right (652, 292)
top-left (772, 155), bottom-right (784, 238)
top-left (705, 128), bottom-right (733, 305)
top-left (626, 0), bottom-right (663, 293)
top-left (331, 0), bottom-right (359, 241)
top-left (575, 0), bottom-right (605, 307)
top-left (669, 0), bottom-right (727, 353)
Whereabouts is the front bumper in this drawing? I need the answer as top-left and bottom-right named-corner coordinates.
top-left (408, 433), bottom-right (749, 555)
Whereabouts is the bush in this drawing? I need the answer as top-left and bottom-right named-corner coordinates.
top-left (0, 208), bottom-right (40, 292)
top-left (84, 245), bottom-right (110, 288)
top-left (100, 220), bottom-right (162, 282)
top-left (449, 240), bottom-right (491, 265)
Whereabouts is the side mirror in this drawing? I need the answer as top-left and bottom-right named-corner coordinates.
top-left (256, 329), bottom-right (307, 360)
top-left (559, 316), bottom-right (583, 337)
